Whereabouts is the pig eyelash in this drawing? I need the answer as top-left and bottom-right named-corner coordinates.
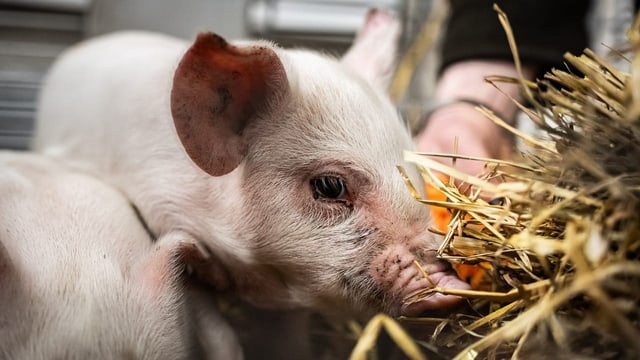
top-left (310, 175), bottom-right (351, 205)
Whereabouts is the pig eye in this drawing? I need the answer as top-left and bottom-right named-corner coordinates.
top-left (311, 176), bottom-right (348, 201)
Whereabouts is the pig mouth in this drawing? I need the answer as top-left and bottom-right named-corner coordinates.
top-left (398, 267), bottom-right (470, 317)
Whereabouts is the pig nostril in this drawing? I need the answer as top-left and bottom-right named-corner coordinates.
top-left (412, 248), bottom-right (426, 259)
top-left (489, 196), bottom-right (506, 206)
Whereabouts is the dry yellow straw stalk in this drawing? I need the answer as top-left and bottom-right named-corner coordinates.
top-left (352, 5), bottom-right (640, 360)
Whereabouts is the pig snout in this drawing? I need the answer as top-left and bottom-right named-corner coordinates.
top-left (369, 240), bottom-right (470, 317)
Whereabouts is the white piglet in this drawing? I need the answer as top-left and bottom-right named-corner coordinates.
top-left (0, 152), bottom-right (240, 359)
top-left (33, 13), bottom-right (468, 319)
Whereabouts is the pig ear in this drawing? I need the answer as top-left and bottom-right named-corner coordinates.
top-left (133, 236), bottom-right (180, 296)
top-left (135, 232), bottom-right (230, 295)
top-left (171, 32), bottom-right (288, 176)
top-left (341, 8), bottom-right (401, 91)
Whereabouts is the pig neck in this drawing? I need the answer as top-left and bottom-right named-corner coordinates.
top-left (119, 154), bottom-right (256, 268)
top-left (120, 155), bottom-right (295, 304)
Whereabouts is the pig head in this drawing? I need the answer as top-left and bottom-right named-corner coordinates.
top-left (0, 152), bottom-right (240, 359)
top-left (33, 25), bottom-right (468, 319)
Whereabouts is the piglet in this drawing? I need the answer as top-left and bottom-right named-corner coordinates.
top-left (32, 18), bottom-right (469, 319)
top-left (0, 152), bottom-right (240, 359)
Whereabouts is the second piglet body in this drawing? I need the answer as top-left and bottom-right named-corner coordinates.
top-left (0, 152), bottom-right (239, 359)
top-left (33, 28), bottom-right (468, 318)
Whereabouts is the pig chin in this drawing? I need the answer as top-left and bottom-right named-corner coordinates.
top-left (368, 243), bottom-right (471, 317)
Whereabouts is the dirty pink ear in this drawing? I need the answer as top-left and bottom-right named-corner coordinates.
top-left (171, 32), bottom-right (288, 176)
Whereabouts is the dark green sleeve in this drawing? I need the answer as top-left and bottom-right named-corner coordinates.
top-left (441, 0), bottom-right (590, 76)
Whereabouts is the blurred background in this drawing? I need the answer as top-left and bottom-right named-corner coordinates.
top-left (0, 0), bottom-right (438, 149)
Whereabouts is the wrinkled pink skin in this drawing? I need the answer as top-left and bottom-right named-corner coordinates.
top-left (371, 244), bottom-right (466, 316)
top-left (32, 8), bottom-right (469, 323)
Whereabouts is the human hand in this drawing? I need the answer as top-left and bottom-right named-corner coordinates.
top-left (415, 60), bottom-right (534, 178)
top-left (415, 101), bottom-right (513, 178)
